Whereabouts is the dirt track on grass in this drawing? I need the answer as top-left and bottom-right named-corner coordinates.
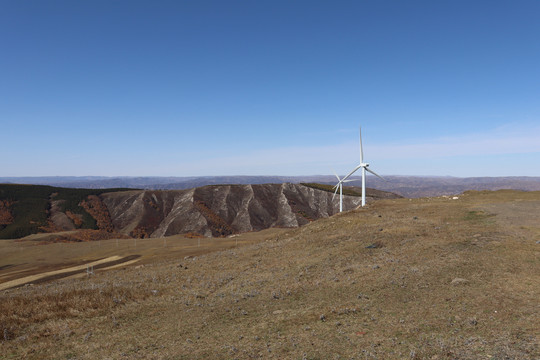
top-left (0, 255), bottom-right (139, 291)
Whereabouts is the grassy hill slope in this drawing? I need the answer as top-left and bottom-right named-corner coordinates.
top-left (1, 190), bottom-right (539, 359)
top-left (0, 184), bottom-right (134, 239)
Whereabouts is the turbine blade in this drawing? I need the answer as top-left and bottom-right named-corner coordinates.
top-left (341, 165), bottom-right (361, 182)
top-left (359, 126), bottom-right (364, 163)
top-left (332, 184), bottom-right (339, 200)
top-left (366, 167), bottom-right (385, 181)
top-left (333, 169), bottom-right (340, 182)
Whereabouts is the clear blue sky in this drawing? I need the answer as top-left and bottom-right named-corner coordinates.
top-left (2, 0), bottom-right (539, 177)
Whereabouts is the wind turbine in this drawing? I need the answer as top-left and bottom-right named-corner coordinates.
top-left (341, 127), bottom-right (384, 207)
top-left (332, 172), bottom-right (355, 212)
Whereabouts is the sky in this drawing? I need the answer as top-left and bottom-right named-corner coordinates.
top-left (2, 0), bottom-right (540, 177)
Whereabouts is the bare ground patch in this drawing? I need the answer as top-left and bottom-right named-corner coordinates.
top-left (0, 256), bottom-right (140, 290)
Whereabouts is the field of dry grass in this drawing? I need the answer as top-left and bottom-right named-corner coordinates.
top-left (1, 190), bottom-right (539, 359)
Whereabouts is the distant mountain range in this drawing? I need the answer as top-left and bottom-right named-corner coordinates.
top-left (1, 175), bottom-right (540, 198)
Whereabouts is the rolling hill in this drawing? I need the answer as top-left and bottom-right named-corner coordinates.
top-left (0, 185), bottom-right (131, 239)
top-left (0, 189), bottom-right (538, 359)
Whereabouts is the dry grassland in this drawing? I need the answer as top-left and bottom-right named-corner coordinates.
top-left (1, 190), bottom-right (539, 359)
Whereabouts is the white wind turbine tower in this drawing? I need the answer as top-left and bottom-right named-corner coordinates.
top-left (340, 126), bottom-right (384, 207)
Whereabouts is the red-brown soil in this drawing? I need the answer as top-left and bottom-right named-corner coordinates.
top-left (0, 200), bottom-right (14, 226)
top-left (79, 195), bottom-right (115, 232)
top-left (37, 229), bottom-right (131, 244)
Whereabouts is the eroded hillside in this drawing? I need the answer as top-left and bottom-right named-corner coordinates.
top-left (0, 183), bottom-right (400, 240)
top-left (101, 183), bottom-right (379, 238)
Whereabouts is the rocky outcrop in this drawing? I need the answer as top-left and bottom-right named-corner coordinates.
top-left (100, 183), bottom-right (370, 238)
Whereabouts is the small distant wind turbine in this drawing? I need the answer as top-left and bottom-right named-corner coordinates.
top-left (332, 172), bottom-right (355, 212)
top-left (340, 127), bottom-right (384, 207)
